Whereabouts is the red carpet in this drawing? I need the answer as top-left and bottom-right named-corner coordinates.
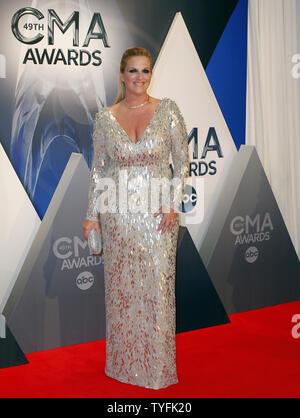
top-left (0, 300), bottom-right (299, 398)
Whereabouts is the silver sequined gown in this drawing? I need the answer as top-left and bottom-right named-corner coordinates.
top-left (86, 98), bottom-right (189, 389)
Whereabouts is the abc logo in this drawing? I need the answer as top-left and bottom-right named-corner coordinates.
top-left (76, 271), bottom-right (94, 290)
top-left (181, 184), bottom-right (197, 213)
top-left (245, 246), bottom-right (259, 263)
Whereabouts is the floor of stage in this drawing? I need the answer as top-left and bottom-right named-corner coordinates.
top-left (0, 300), bottom-right (299, 398)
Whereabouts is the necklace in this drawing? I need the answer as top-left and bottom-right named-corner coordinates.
top-left (124, 95), bottom-right (149, 109)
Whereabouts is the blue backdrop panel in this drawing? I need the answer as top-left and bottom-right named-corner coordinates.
top-left (206, 0), bottom-right (248, 150)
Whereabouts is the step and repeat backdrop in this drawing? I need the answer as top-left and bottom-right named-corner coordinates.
top-left (0, 0), bottom-right (299, 356)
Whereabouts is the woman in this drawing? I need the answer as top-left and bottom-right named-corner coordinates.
top-left (82, 47), bottom-right (189, 389)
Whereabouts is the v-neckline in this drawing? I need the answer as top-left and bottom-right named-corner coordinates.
top-left (106, 98), bottom-right (164, 145)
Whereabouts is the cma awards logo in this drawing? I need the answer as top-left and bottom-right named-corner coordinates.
top-left (11, 7), bottom-right (110, 66)
top-left (174, 124), bottom-right (223, 221)
top-left (52, 235), bottom-right (103, 271)
top-left (188, 127), bottom-right (223, 177)
top-left (230, 212), bottom-right (274, 263)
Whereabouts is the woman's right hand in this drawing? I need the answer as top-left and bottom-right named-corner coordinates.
top-left (82, 219), bottom-right (102, 242)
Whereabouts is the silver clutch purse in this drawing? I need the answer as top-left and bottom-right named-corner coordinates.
top-left (88, 228), bottom-right (103, 256)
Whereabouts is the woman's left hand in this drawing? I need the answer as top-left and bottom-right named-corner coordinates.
top-left (154, 205), bottom-right (177, 234)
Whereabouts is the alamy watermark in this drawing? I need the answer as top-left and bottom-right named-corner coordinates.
top-left (0, 54), bottom-right (6, 78)
top-left (0, 314), bottom-right (5, 339)
top-left (291, 54), bottom-right (300, 79)
top-left (291, 314), bottom-right (300, 339)
top-left (93, 170), bottom-right (204, 223)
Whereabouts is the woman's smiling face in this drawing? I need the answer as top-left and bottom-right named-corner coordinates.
top-left (120, 55), bottom-right (152, 96)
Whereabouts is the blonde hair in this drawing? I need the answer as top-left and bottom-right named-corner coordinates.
top-left (115, 47), bottom-right (152, 104)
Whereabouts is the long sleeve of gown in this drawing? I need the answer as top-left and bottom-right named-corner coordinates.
top-left (86, 111), bottom-right (110, 221)
top-left (162, 100), bottom-right (190, 211)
